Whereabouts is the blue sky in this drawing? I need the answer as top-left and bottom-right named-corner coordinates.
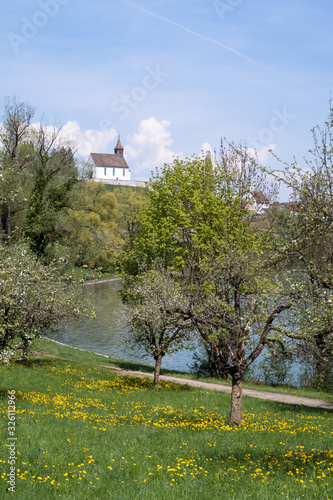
top-left (1, 0), bottom-right (333, 199)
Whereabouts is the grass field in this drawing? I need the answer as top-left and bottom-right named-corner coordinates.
top-left (33, 338), bottom-right (333, 402)
top-left (0, 345), bottom-right (332, 499)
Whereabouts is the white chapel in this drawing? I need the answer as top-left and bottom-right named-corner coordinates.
top-left (88, 137), bottom-right (147, 187)
top-left (88, 136), bottom-right (131, 182)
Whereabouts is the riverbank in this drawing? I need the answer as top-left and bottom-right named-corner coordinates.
top-left (34, 338), bottom-right (333, 406)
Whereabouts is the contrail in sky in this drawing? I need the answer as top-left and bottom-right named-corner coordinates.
top-left (123, 0), bottom-right (316, 89)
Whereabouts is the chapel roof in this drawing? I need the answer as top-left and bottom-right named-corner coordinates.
top-left (90, 153), bottom-right (129, 168)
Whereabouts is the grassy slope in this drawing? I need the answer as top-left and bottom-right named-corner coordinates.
top-left (1, 353), bottom-right (332, 500)
top-left (34, 338), bottom-right (333, 402)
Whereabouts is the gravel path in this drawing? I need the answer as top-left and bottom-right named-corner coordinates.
top-left (32, 351), bottom-right (333, 411)
top-left (83, 277), bottom-right (121, 285)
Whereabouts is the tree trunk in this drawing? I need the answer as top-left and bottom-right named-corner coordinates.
top-left (7, 202), bottom-right (11, 236)
top-left (153, 357), bottom-right (162, 390)
top-left (21, 339), bottom-right (29, 365)
top-left (207, 345), bottom-right (229, 379)
top-left (200, 327), bottom-right (229, 379)
top-left (313, 333), bottom-right (333, 390)
top-left (229, 374), bottom-right (243, 426)
top-left (0, 212), bottom-right (3, 243)
top-left (314, 355), bottom-right (333, 390)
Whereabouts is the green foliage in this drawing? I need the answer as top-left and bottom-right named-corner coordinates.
top-left (122, 269), bottom-right (194, 388)
top-left (0, 97), bottom-right (126, 268)
top-left (23, 143), bottom-right (79, 258)
top-left (0, 242), bottom-right (85, 364)
top-left (111, 186), bottom-right (148, 240)
top-left (267, 98), bottom-right (333, 389)
top-left (119, 153), bottom-right (290, 424)
top-left (0, 97), bottom-right (35, 240)
top-left (65, 181), bottom-right (123, 269)
top-left (0, 98), bottom-right (81, 261)
top-left (120, 155), bottom-right (246, 274)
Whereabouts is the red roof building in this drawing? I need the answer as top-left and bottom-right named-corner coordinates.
top-left (88, 136), bottom-right (131, 182)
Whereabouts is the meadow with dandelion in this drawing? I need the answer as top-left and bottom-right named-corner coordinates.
top-left (0, 351), bottom-right (332, 500)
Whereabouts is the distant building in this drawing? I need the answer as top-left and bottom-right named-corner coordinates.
top-left (244, 191), bottom-right (270, 215)
top-left (88, 136), bottom-right (147, 187)
top-left (280, 202), bottom-right (299, 211)
top-left (88, 136), bottom-right (130, 182)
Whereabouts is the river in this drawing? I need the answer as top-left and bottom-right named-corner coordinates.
top-left (47, 280), bottom-right (304, 385)
top-left (47, 280), bottom-right (202, 373)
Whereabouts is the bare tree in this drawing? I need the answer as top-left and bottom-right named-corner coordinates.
top-left (0, 97), bottom-right (35, 239)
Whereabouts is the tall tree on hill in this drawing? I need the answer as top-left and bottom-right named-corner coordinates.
top-left (0, 97), bottom-right (35, 240)
top-left (0, 97), bottom-right (84, 261)
top-left (23, 122), bottom-right (79, 258)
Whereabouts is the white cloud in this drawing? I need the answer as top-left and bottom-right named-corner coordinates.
top-left (60, 121), bottom-right (118, 157)
top-left (27, 120), bottom-right (118, 157)
top-left (247, 144), bottom-right (276, 164)
top-left (125, 117), bottom-right (182, 179)
top-left (1, 117), bottom-right (182, 180)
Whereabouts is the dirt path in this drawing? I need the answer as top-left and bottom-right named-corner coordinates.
top-left (83, 277), bottom-right (121, 285)
top-left (32, 351), bottom-right (333, 411)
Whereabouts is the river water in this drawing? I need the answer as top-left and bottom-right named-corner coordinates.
top-left (47, 280), bottom-right (202, 372)
top-left (48, 280), bottom-right (304, 384)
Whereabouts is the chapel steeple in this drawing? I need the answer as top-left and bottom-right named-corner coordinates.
top-left (114, 135), bottom-right (124, 158)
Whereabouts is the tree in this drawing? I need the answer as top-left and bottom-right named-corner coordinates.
top-left (0, 97), bottom-right (81, 260)
top-left (122, 269), bottom-right (193, 389)
top-left (22, 122), bottom-right (79, 258)
top-left (284, 282), bottom-right (333, 390)
top-left (0, 97), bottom-right (35, 240)
top-left (119, 155), bottom-right (239, 378)
top-left (0, 242), bottom-right (85, 365)
top-left (181, 238), bottom-right (291, 425)
top-left (218, 139), bottom-right (278, 209)
top-left (65, 181), bottom-right (123, 269)
top-left (120, 153), bottom-right (290, 425)
top-left (267, 99), bottom-right (333, 389)
top-left (112, 186), bottom-right (148, 241)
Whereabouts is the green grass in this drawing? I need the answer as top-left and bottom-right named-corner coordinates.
top-left (33, 338), bottom-right (333, 402)
top-left (0, 355), bottom-right (332, 499)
